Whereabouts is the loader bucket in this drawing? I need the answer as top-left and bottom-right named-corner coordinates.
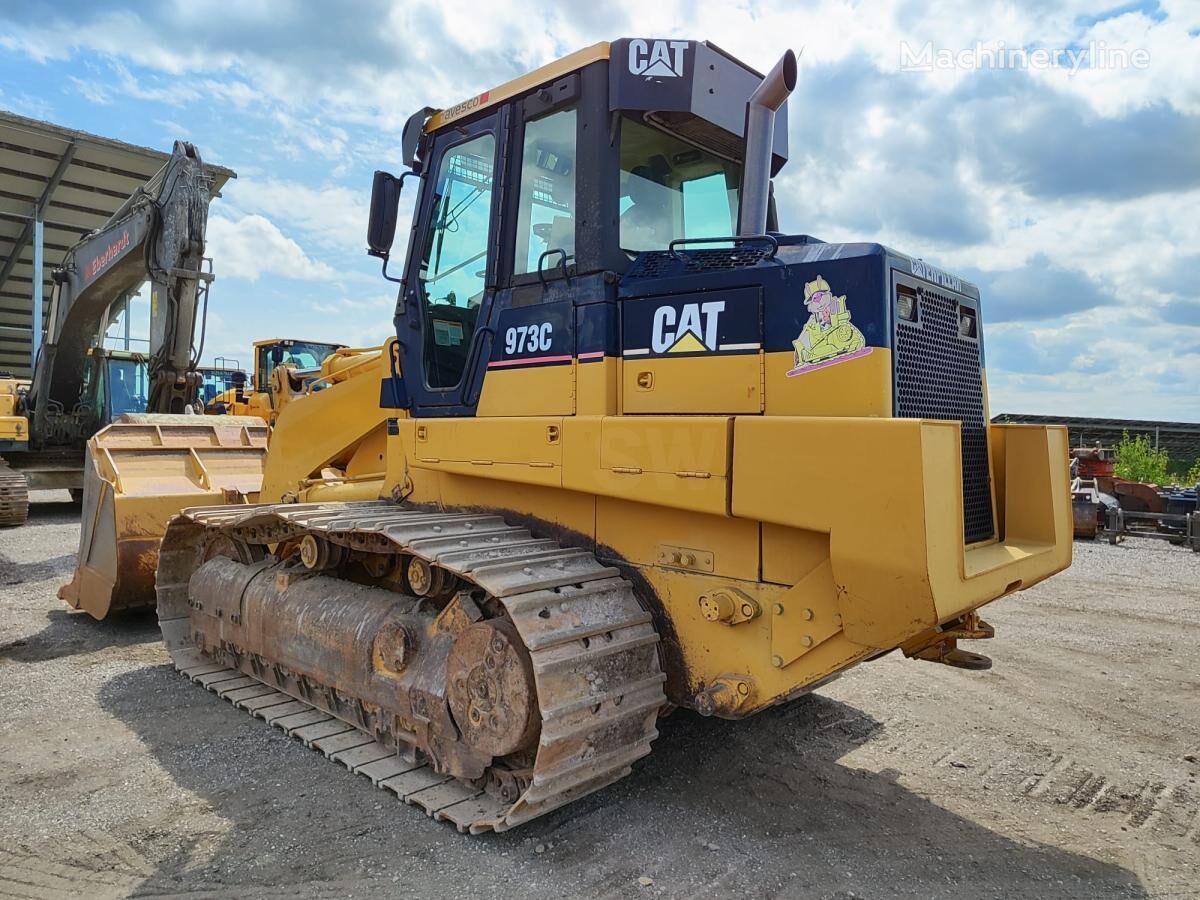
top-left (59, 415), bottom-right (269, 620)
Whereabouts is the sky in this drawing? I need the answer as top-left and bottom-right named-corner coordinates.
top-left (1, 0), bottom-right (1198, 418)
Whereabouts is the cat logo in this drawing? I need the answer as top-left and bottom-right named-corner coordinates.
top-left (627, 39), bottom-right (689, 79)
top-left (652, 301), bottom-right (723, 353)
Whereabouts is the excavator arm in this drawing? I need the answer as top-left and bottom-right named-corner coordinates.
top-left (27, 140), bottom-right (215, 446)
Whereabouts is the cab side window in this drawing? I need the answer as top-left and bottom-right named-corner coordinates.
top-left (512, 106), bottom-right (577, 277)
top-left (418, 133), bottom-right (497, 389)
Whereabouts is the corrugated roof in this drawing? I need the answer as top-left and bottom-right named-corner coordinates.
top-left (0, 110), bottom-right (235, 376)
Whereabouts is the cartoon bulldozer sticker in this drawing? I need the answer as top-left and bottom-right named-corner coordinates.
top-left (787, 275), bottom-right (871, 376)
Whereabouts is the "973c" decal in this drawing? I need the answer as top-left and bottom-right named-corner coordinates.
top-left (504, 322), bottom-right (553, 355)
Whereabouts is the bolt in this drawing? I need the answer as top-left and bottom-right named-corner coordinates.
top-left (802, 608), bottom-right (814, 621)
top-left (773, 603), bottom-right (784, 615)
top-left (802, 635), bottom-right (814, 647)
top-left (740, 604), bottom-right (754, 618)
top-left (683, 553), bottom-right (696, 566)
top-left (771, 655), bottom-right (784, 668)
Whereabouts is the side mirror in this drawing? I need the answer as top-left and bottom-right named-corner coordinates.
top-left (271, 346), bottom-right (285, 364)
top-left (367, 170), bottom-right (401, 258)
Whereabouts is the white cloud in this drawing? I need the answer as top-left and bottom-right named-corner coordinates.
top-left (222, 180), bottom-right (369, 253)
top-left (67, 76), bottom-right (111, 104)
top-left (206, 214), bottom-right (336, 283)
top-left (4, 0), bottom-right (1199, 419)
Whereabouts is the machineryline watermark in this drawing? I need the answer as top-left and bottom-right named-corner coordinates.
top-left (900, 40), bottom-right (1150, 75)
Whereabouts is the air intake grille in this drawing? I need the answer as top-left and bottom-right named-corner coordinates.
top-left (626, 247), bottom-right (773, 279)
top-left (895, 286), bottom-right (995, 544)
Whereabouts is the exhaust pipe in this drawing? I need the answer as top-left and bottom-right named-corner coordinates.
top-left (737, 49), bottom-right (799, 236)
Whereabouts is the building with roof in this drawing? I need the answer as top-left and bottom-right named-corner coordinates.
top-left (0, 111), bottom-right (234, 377)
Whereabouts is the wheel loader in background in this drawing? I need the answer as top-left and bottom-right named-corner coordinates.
top-left (154, 39), bottom-right (1073, 834)
top-left (201, 337), bottom-right (345, 420)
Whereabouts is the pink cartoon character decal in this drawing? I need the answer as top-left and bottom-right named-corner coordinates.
top-left (787, 275), bottom-right (871, 376)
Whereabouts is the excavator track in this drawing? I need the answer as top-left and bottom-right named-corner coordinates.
top-left (0, 462), bottom-right (29, 527)
top-left (156, 500), bottom-right (666, 833)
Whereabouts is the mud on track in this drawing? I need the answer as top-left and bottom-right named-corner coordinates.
top-left (1, 492), bottom-right (1196, 898)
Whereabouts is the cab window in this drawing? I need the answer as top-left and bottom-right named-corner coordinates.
top-left (418, 133), bottom-right (496, 388)
top-left (619, 115), bottom-right (742, 253)
top-left (513, 106), bottom-right (576, 276)
top-left (106, 358), bottom-right (148, 417)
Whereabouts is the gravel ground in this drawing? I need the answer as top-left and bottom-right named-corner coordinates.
top-left (1, 491), bottom-right (1198, 899)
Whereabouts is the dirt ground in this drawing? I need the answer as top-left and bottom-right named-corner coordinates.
top-left (1, 492), bottom-right (1197, 899)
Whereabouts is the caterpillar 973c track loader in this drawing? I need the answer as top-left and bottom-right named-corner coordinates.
top-left (157, 40), bottom-right (1072, 833)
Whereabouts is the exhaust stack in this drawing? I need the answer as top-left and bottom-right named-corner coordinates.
top-left (737, 49), bottom-right (798, 236)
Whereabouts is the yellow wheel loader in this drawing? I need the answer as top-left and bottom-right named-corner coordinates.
top-left (155, 40), bottom-right (1072, 833)
top-left (201, 337), bottom-right (345, 421)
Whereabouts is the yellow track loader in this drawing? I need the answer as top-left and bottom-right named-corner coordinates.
top-left (155, 40), bottom-right (1072, 833)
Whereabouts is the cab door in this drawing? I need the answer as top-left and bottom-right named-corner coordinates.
top-left (398, 110), bottom-right (505, 415)
top-left (477, 79), bottom-right (580, 417)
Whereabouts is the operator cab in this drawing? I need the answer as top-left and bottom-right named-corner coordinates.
top-left (54, 348), bottom-right (152, 445)
top-left (368, 39), bottom-right (786, 412)
top-left (253, 339), bottom-right (344, 392)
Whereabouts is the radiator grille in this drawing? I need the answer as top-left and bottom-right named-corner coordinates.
top-left (895, 286), bottom-right (995, 544)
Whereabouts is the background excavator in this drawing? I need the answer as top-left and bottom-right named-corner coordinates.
top-left (152, 39), bottom-right (1073, 834)
top-left (0, 139), bottom-right (270, 617)
top-left (0, 140), bottom-right (259, 526)
top-left (0, 138), bottom-right (356, 619)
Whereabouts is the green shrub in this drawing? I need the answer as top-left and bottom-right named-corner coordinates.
top-left (1113, 432), bottom-right (1170, 484)
top-left (1184, 459), bottom-right (1200, 487)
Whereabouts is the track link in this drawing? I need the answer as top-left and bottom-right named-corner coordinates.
top-left (0, 462), bottom-right (29, 527)
top-left (157, 500), bottom-right (667, 833)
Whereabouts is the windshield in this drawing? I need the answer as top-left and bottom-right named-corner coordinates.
top-left (106, 359), bottom-right (148, 417)
top-left (417, 133), bottom-right (496, 389)
top-left (619, 115), bottom-right (742, 254)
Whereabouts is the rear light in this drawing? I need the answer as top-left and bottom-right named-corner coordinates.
top-left (896, 285), bottom-right (918, 322)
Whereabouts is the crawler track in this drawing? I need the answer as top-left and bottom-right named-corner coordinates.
top-left (0, 462), bottom-right (29, 527)
top-left (156, 500), bottom-right (667, 833)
